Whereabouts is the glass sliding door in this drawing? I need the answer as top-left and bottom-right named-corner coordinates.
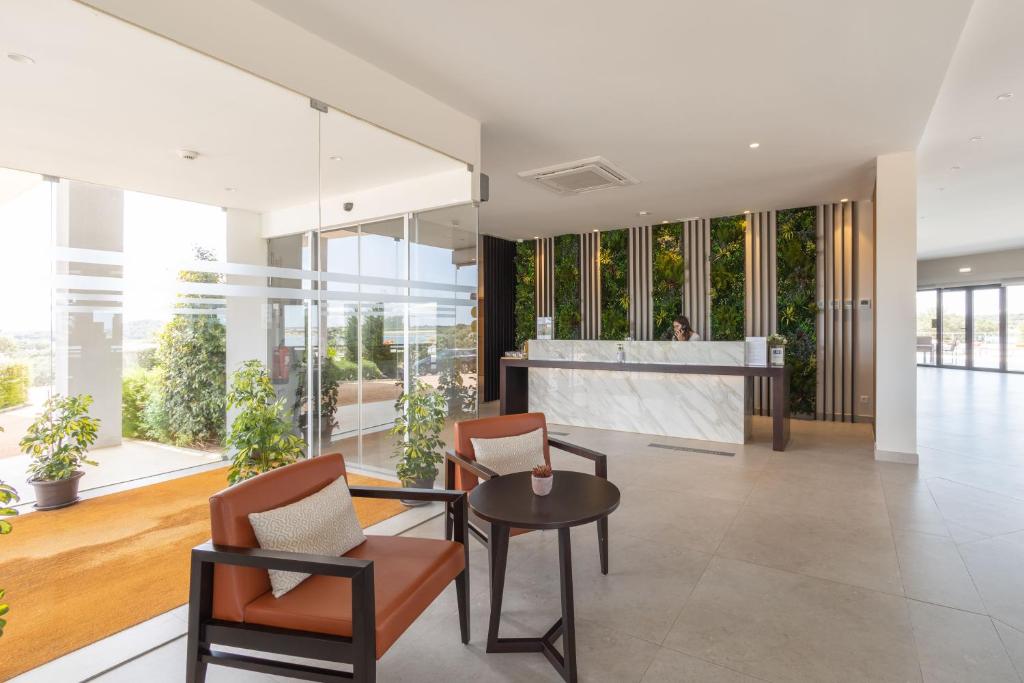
top-left (971, 287), bottom-right (1001, 370)
top-left (1008, 285), bottom-right (1024, 372)
top-left (916, 289), bottom-right (938, 365)
top-left (941, 289), bottom-right (967, 367)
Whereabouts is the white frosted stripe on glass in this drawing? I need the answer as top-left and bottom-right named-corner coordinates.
top-left (52, 247), bottom-right (476, 294)
top-left (54, 274), bottom-right (472, 308)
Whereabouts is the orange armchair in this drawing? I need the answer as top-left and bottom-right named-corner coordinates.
top-left (443, 412), bottom-right (610, 574)
top-left (186, 454), bottom-right (469, 683)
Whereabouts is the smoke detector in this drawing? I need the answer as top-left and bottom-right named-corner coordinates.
top-left (518, 156), bottom-right (638, 195)
top-left (177, 149), bottom-right (200, 161)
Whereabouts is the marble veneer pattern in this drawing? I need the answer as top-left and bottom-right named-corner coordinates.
top-left (528, 341), bottom-right (750, 444)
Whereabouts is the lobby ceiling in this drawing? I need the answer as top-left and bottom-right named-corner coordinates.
top-left (0, 0), bottom-right (462, 215)
top-left (253, 0), bottom-right (974, 241)
top-left (916, 0), bottom-right (1024, 260)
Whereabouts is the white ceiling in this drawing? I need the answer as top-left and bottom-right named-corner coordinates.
top-left (917, 0), bottom-right (1024, 260)
top-left (0, 0), bottom-right (462, 214)
top-left (253, 0), bottom-right (973, 240)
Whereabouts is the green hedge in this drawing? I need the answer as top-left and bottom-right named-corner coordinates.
top-left (652, 223), bottom-right (684, 339)
top-left (776, 207), bottom-right (818, 416)
top-left (513, 240), bottom-right (536, 348)
top-left (710, 215), bottom-right (746, 340)
top-left (599, 229), bottom-right (629, 340)
top-left (554, 234), bottom-right (580, 339)
top-left (0, 363), bottom-right (29, 410)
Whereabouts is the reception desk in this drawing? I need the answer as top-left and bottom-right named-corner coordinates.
top-left (500, 340), bottom-right (791, 451)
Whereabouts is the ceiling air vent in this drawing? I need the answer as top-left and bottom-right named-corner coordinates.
top-left (518, 156), bottom-right (639, 195)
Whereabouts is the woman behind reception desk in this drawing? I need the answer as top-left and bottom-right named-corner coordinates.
top-left (665, 315), bottom-right (701, 341)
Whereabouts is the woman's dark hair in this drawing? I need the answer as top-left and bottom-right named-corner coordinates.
top-left (674, 315), bottom-right (693, 341)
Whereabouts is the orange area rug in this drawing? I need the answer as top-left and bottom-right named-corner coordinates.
top-left (0, 466), bottom-right (405, 680)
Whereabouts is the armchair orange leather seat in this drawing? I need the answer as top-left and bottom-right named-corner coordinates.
top-left (444, 412), bottom-right (611, 574)
top-left (186, 453), bottom-right (469, 683)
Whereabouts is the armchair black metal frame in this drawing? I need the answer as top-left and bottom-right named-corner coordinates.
top-left (186, 486), bottom-right (469, 683)
top-left (443, 436), bottom-right (611, 574)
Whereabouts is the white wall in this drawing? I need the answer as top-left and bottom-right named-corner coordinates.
top-left (874, 152), bottom-right (918, 462)
top-left (80, 0), bottom-right (481, 191)
top-left (918, 247), bottom-right (1024, 288)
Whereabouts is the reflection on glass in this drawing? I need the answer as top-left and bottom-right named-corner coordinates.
top-left (972, 288), bottom-right (1000, 369)
top-left (916, 290), bottom-right (938, 365)
top-left (941, 290), bottom-right (966, 367)
top-left (1008, 286), bottom-right (1024, 372)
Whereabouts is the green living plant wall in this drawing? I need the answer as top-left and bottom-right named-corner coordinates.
top-left (776, 207), bottom-right (818, 417)
top-left (599, 229), bottom-right (629, 340)
top-left (651, 223), bottom-right (684, 339)
top-left (553, 234), bottom-right (581, 339)
top-left (513, 240), bottom-right (536, 348)
top-left (709, 215), bottom-right (746, 341)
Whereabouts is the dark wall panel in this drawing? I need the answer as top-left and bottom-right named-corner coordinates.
top-left (482, 235), bottom-right (516, 403)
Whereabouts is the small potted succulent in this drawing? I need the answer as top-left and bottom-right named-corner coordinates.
top-left (20, 394), bottom-right (100, 510)
top-left (766, 333), bottom-right (787, 367)
top-left (531, 463), bottom-right (553, 496)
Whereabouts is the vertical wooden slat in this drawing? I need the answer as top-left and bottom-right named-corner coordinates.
top-left (815, 205), bottom-right (825, 420)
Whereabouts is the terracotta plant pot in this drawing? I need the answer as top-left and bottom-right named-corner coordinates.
top-left (532, 473), bottom-right (553, 496)
top-left (31, 470), bottom-right (85, 510)
top-left (400, 475), bottom-right (435, 507)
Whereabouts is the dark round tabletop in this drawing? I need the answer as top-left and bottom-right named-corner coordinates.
top-left (468, 471), bottom-right (620, 530)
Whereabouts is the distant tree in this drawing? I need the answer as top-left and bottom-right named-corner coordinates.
top-left (144, 246), bottom-right (226, 447)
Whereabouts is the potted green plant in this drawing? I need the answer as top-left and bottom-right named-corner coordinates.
top-left (294, 348), bottom-right (344, 444)
top-left (767, 333), bottom-right (787, 367)
top-left (19, 394), bottom-right (100, 510)
top-left (390, 379), bottom-right (447, 506)
top-left (226, 360), bottom-right (305, 485)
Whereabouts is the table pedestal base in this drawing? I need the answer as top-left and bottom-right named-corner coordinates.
top-left (487, 526), bottom-right (578, 682)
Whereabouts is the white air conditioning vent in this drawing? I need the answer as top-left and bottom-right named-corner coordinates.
top-left (518, 156), bottom-right (639, 195)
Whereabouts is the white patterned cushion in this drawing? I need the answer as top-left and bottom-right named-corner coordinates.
top-left (470, 427), bottom-right (546, 476)
top-left (248, 476), bottom-right (366, 598)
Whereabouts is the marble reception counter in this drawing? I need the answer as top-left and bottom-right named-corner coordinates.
top-left (500, 340), bottom-right (791, 450)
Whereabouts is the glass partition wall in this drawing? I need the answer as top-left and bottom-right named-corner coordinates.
top-left (0, 2), bottom-right (476, 500)
top-left (917, 284), bottom-right (1020, 374)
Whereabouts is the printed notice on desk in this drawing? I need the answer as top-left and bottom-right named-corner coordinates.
top-left (745, 337), bottom-right (768, 366)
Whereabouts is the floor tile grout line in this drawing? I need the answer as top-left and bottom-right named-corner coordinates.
top-left (992, 617), bottom-right (1024, 683)
top-left (80, 633), bottom-right (187, 682)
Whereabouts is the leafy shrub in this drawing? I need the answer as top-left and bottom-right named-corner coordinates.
top-left (710, 215), bottom-right (746, 341)
top-left (600, 229), bottom-right (630, 340)
top-left (225, 360), bottom-right (304, 485)
top-left (20, 394), bottom-right (100, 482)
top-left (334, 358), bottom-right (383, 381)
top-left (513, 240), bottom-right (536, 348)
top-left (122, 368), bottom-right (157, 439)
top-left (652, 224), bottom-right (684, 339)
top-left (776, 207), bottom-right (818, 417)
top-left (554, 234), bottom-right (580, 339)
top-left (0, 363), bottom-right (29, 410)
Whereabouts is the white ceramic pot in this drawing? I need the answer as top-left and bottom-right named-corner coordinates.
top-left (531, 474), bottom-right (553, 496)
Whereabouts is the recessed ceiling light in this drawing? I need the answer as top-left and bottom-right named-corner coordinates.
top-left (969, 136), bottom-right (983, 143)
top-left (638, 210), bottom-right (650, 216)
top-left (959, 267), bottom-right (972, 273)
top-left (329, 155), bottom-right (343, 162)
top-left (177, 149), bottom-right (199, 160)
top-left (593, 229), bottom-right (599, 232)
top-left (840, 198), bottom-right (849, 203)
top-left (517, 239), bottom-right (524, 243)
top-left (748, 142), bottom-right (760, 149)
top-left (7, 52), bottom-right (34, 65)
top-left (951, 165), bottom-right (961, 171)
top-left (743, 210), bottom-right (751, 215)
top-left (996, 92), bottom-right (1014, 101)
top-left (533, 235), bottom-right (540, 239)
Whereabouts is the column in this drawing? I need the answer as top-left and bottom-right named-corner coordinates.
top-left (874, 152), bottom-right (917, 463)
top-left (54, 180), bottom-right (124, 448)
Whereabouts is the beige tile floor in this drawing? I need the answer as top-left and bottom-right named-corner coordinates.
top-left (16, 367), bottom-right (1024, 682)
